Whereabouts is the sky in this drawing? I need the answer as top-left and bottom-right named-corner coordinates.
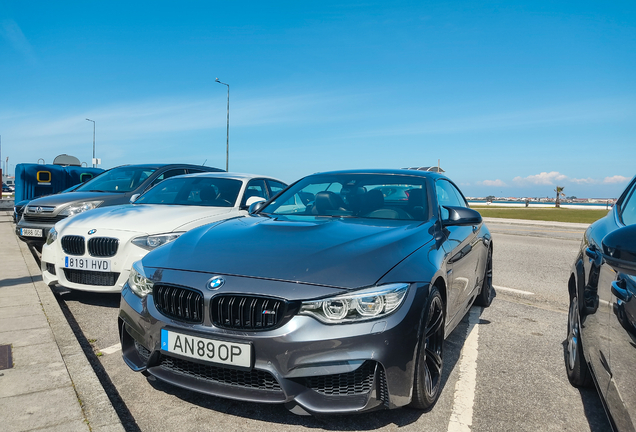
top-left (1, 1), bottom-right (635, 198)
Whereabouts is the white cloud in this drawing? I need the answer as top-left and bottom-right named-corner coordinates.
top-left (481, 179), bottom-right (507, 187)
top-left (513, 171), bottom-right (567, 185)
top-left (603, 175), bottom-right (631, 184)
top-left (1, 19), bottom-right (36, 64)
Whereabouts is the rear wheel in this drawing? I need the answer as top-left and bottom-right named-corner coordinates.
top-left (565, 295), bottom-right (593, 387)
top-left (474, 247), bottom-right (493, 307)
top-left (410, 286), bottom-right (445, 410)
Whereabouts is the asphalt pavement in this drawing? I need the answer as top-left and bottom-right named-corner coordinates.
top-left (0, 209), bottom-right (125, 432)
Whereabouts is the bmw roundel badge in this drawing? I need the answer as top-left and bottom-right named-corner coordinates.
top-left (88, 229), bottom-right (97, 235)
top-left (207, 276), bottom-right (225, 290)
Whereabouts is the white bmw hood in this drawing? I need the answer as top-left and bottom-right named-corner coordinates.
top-left (56, 204), bottom-right (239, 234)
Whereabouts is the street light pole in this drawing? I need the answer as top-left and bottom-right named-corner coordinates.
top-left (215, 78), bottom-right (230, 172)
top-left (86, 118), bottom-right (96, 167)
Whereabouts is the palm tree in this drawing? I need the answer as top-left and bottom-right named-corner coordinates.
top-left (555, 186), bottom-right (565, 208)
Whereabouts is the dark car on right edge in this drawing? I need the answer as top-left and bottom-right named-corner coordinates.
top-left (566, 174), bottom-right (636, 431)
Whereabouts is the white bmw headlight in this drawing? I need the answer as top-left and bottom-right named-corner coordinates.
top-left (300, 283), bottom-right (409, 323)
top-left (46, 227), bottom-right (58, 245)
top-left (131, 232), bottom-right (184, 251)
top-left (128, 261), bottom-right (154, 297)
top-left (59, 200), bottom-right (103, 216)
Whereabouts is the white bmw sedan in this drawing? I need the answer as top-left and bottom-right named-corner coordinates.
top-left (41, 172), bottom-right (287, 293)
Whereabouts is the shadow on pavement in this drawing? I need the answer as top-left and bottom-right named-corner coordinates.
top-left (0, 276), bottom-right (39, 288)
top-left (54, 289), bottom-right (142, 432)
top-left (560, 340), bottom-right (612, 432)
top-left (52, 285), bottom-right (121, 308)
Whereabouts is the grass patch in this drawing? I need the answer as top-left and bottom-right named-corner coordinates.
top-left (470, 206), bottom-right (609, 224)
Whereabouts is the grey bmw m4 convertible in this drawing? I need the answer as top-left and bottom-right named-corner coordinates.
top-left (118, 169), bottom-right (493, 415)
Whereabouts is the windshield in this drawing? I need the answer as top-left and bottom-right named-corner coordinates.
top-left (75, 166), bottom-right (157, 193)
top-left (264, 173), bottom-right (430, 221)
top-left (134, 176), bottom-right (243, 207)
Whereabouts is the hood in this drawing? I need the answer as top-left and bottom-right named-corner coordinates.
top-left (143, 215), bottom-right (434, 289)
top-left (57, 204), bottom-right (237, 234)
top-left (28, 191), bottom-right (130, 207)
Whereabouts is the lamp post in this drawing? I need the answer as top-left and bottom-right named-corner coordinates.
top-left (215, 77), bottom-right (230, 172)
top-left (86, 118), bottom-right (96, 167)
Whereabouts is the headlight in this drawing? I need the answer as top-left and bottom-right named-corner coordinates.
top-left (46, 227), bottom-right (58, 245)
top-left (128, 261), bottom-right (154, 297)
top-left (300, 283), bottom-right (409, 324)
top-left (131, 232), bottom-right (184, 251)
top-left (59, 201), bottom-right (103, 216)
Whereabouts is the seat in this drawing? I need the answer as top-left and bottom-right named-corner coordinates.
top-left (341, 187), bottom-right (366, 215)
top-left (199, 186), bottom-right (218, 205)
top-left (313, 191), bottom-right (346, 215)
top-left (407, 188), bottom-right (428, 220)
top-left (359, 189), bottom-right (384, 216)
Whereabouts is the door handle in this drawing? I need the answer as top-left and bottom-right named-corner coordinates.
top-left (472, 225), bottom-right (478, 233)
top-left (612, 279), bottom-right (632, 302)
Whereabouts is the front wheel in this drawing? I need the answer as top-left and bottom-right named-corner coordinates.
top-left (565, 295), bottom-right (593, 387)
top-left (410, 286), bottom-right (445, 410)
top-left (474, 247), bottom-right (493, 307)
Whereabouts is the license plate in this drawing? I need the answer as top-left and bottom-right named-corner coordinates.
top-left (64, 256), bottom-right (112, 272)
top-left (161, 329), bottom-right (252, 369)
top-left (20, 228), bottom-right (43, 237)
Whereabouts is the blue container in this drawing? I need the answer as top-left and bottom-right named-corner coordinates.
top-left (14, 164), bottom-right (104, 202)
top-left (65, 166), bottom-right (103, 187)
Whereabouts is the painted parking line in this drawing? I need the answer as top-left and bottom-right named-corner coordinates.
top-left (100, 343), bottom-right (122, 355)
top-left (494, 285), bottom-right (534, 296)
top-left (447, 307), bottom-right (481, 432)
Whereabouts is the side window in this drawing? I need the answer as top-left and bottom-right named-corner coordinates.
top-left (149, 169), bottom-right (187, 188)
top-left (621, 182), bottom-right (636, 226)
top-left (241, 179), bottom-right (268, 208)
top-left (267, 180), bottom-right (287, 198)
top-left (436, 180), bottom-right (465, 220)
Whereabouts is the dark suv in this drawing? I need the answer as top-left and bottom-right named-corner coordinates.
top-left (16, 164), bottom-right (223, 249)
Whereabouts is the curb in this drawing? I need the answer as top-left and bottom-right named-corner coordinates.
top-left (16, 225), bottom-right (125, 432)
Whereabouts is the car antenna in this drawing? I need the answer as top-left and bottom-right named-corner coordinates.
top-left (202, 159), bottom-right (207, 166)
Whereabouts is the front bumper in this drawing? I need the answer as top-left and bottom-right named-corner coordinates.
top-left (16, 218), bottom-right (56, 245)
top-left (119, 276), bottom-right (430, 415)
top-left (41, 229), bottom-right (147, 293)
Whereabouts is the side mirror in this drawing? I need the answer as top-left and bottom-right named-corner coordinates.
top-left (130, 194), bottom-right (141, 204)
top-left (602, 224), bottom-right (636, 276)
top-left (242, 196), bottom-right (266, 211)
top-left (248, 200), bottom-right (267, 215)
top-left (442, 206), bottom-right (482, 226)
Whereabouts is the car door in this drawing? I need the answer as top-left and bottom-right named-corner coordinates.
top-left (436, 179), bottom-right (482, 323)
top-left (605, 179), bottom-right (636, 431)
top-left (578, 204), bottom-right (623, 406)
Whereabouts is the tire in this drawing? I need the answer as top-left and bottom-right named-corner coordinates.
top-left (565, 295), bottom-right (593, 387)
top-left (474, 247), bottom-right (493, 307)
top-left (410, 286), bottom-right (445, 410)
